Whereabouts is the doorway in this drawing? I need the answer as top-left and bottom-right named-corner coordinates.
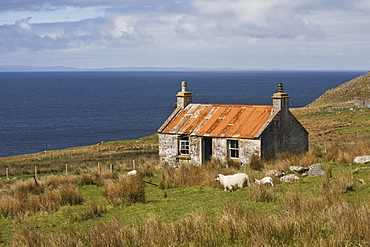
top-left (202, 137), bottom-right (212, 163)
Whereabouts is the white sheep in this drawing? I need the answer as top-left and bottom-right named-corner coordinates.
top-left (127, 170), bottom-right (137, 175)
top-left (215, 173), bottom-right (250, 191)
top-left (265, 170), bottom-right (285, 178)
top-left (254, 176), bottom-right (274, 186)
top-left (280, 174), bottom-right (299, 183)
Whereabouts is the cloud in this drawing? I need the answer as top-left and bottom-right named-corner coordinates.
top-left (0, 0), bottom-right (369, 70)
top-left (186, 0), bottom-right (324, 40)
top-left (0, 14), bottom-right (153, 52)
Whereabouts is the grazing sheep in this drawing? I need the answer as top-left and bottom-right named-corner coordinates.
top-left (265, 170), bottom-right (285, 178)
top-left (215, 173), bottom-right (250, 191)
top-left (254, 176), bottom-right (274, 186)
top-left (127, 170), bottom-right (137, 175)
top-left (280, 174), bottom-right (299, 183)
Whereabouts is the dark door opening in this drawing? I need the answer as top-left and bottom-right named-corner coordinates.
top-left (203, 138), bottom-right (212, 163)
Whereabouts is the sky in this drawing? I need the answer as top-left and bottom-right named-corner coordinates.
top-left (1, 0), bottom-right (369, 71)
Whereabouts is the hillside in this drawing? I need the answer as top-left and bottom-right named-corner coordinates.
top-left (0, 109), bottom-right (369, 246)
top-left (0, 103), bottom-right (370, 246)
top-left (308, 71), bottom-right (370, 108)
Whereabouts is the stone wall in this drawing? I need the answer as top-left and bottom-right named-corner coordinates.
top-left (212, 138), bottom-right (227, 164)
top-left (158, 133), bottom-right (178, 166)
top-left (189, 136), bottom-right (201, 164)
top-left (158, 134), bottom-right (203, 166)
top-left (239, 139), bottom-right (261, 165)
top-left (159, 133), bottom-right (263, 166)
top-left (206, 138), bottom-right (261, 166)
top-left (261, 110), bottom-right (308, 159)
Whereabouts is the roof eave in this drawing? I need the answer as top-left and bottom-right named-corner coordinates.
top-left (253, 110), bottom-right (279, 138)
top-left (157, 107), bottom-right (182, 133)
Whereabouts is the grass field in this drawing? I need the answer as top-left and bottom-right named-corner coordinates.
top-left (0, 108), bottom-right (369, 246)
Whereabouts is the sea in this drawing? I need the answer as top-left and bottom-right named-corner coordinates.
top-left (0, 70), bottom-right (366, 157)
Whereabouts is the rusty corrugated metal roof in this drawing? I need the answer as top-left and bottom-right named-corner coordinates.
top-left (160, 103), bottom-right (273, 138)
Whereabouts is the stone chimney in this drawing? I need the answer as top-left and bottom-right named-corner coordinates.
top-left (272, 83), bottom-right (290, 112)
top-left (176, 81), bottom-right (193, 109)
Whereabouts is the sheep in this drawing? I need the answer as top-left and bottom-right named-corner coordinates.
top-left (265, 170), bottom-right (285, 178)
top-left (254, 176), bottom-right (274, 186)
top-left (127, 170), bottom-right (137, 176)
top-left (280, 174), bottom-right (299, 183)
top-left (215, 173), bottom-right (250, 191)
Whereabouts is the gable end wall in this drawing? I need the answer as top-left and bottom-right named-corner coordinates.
top-left (260, 110), bottom-right (308, 159)
top-left (158, 133), bottom-right (178, 166)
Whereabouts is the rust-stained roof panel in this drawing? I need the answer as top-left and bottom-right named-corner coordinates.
top-left (160, 104), bottom-right (273, 139)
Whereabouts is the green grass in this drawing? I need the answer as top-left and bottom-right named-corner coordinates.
top-left (1, 108), bottom-right (370, 246)
top-left (1, 159), bottom-right (370, 246)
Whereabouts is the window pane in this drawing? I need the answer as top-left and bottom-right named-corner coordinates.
top-left (179, 137), bottom-right (189, 155)
top-left (228, 140), bottom-right (239, 158)
top-left (230, 140), bottom-right (238, 148)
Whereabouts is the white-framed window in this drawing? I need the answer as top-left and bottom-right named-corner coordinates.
top-left (179, 136), bottom-right (190, 155)
top-left (228, 140), bottom-right (239, 158)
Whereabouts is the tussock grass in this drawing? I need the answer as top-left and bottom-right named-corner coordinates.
top-left (324, 142), bottom-right (370, 164)
top-left (265, 150), bottom-right (319, 171)
top-left (67, 202), bottom-right (108, 222)
top-left (159, 159), bottom-right (239, 189)
top-left (11, 193), bottom-right (370, 247)
top-left (103, 174), bottom-right (146, 206)
top-left (0, 183), bottom-right (84, 218)
top-left (247, 184), bottom-right (279, 203)
top-left (5, 158), bottom-right (370, 246)
top-left (136, 161), bottom-right (156, 180)
top-left (332, 170), bottom-right (356, 193)
top-left (249, 154), bottom-right (265, 171)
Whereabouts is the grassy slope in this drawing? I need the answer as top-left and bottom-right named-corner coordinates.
top-left (0, 108), bottom-right (369, 246)
top-left (308, 71), bottom-right (370, 108)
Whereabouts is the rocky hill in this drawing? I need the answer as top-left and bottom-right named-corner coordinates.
top-left (308, 71), bottom-right (370, 108)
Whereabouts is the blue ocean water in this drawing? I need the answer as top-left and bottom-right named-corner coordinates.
top-left (0, 71), bottom-right (365, 157)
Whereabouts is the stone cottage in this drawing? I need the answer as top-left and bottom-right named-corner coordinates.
top-left (158, 81), bottom-right (308, 166)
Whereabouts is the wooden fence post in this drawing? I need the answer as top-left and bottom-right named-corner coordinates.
top-left (34, 166), bottom-right (37, 179)
top-left (6, 168), bottom-right (9, 180)
top-left (65, 164), bottom-right (68, 175)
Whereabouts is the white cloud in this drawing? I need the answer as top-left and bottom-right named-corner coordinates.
top-left (16, 17), bottom-right (32, 30)
top-left (0, 0), bottom-right (369, 70)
